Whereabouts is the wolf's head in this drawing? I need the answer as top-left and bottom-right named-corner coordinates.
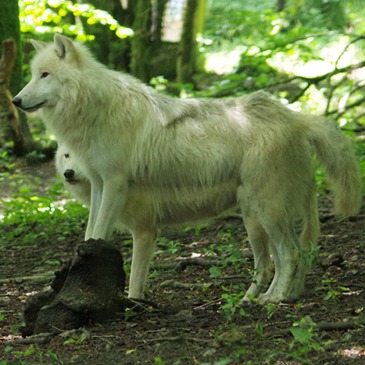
top-left (56, 145), bottom-right (86, 185)
top-left (55, 146), bottom-right (91, 206)
top-left (12, 34), bottom-right (85, 112)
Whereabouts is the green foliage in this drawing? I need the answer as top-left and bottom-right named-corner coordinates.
top-left (154, 357), bottom-right (166, 365)
top-left (318, 278), bottom-right (351, 301)
top-left (0, 149), bottom-right (16, 173)
top-left (200, 0), bottom-right (365, 129)
top-left (292, 0), bottom-right (346, 31)
top-left (19, 0), bottom-right (133, 41)
top-left (63, 330), bottom-right (89, 346)
top-left (0, 181), bottom-right (87, 245)
top-left (219, 286), bottom-right (246, 319)
top-left (287, 317), bottom-right (327, 361)
top-left (290, 317), bottom-right (317, 345)
top-left (212, 231), bottom-right (247, 273)
top-left (155, 238), bottom-right (182, 255)
top-left (3, 344), bottom-right (64, 364)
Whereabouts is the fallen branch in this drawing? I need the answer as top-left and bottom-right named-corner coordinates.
top-left (160, 280), bottom-right (210, 290)
top-left (7, 334), bottom-right (53, 345)
top-left (265, 317), bottom-right (365, 338)
top-left (154, 257), bottom-right (220, 272)
top-left (317, 320), bottom-right (365, 332)
top-left (140, 335), bottom-right (212, 344)
top-left (0, 273), bottom-right (54, 285)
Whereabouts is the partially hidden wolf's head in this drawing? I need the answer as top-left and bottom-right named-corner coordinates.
top-left (12, 34), bottom-right (88, 112)
top-left (55, 146), bottom-right (91, 206)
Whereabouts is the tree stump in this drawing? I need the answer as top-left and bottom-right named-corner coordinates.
top-left (22, 239), bottom-right (125, 335)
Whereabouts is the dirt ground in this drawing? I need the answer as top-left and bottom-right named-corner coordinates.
top-left (0, 160), bottom-right (364, 365)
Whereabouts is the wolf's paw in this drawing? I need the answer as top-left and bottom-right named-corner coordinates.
top-left (257, 291), bottom-right (301, 305)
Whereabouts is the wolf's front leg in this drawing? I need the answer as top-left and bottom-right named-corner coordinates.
top-left (128, 229), bottom-right (157, 299)
top-left (90, 175), bottom-right (128, 240)
top-left (85, 179), bottom-right (103, 240)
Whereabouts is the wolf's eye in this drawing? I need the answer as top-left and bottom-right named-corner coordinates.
top-left (41, 72), bottom-right (49, 78)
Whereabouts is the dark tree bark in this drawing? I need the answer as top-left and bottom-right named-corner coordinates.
top-left (130, 0), bottom-right (153, 82)
top-left (110, 0), bottom-right (136, 71)
top-left (277, 0), bottom-right (285, 12)
top-left (0, 1), bottom-right (34, 155)
top-left (0, 40), bottom-right (24, 156)
top-left (177, 0), bottom-right (199, 83)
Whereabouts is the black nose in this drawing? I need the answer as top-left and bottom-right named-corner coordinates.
top-left (64, 169), bottom-right (75, 180)
top-left (12, 97), bottom-right (22, 108)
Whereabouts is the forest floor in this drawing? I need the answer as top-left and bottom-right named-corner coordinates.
top-left (0, 159), bottom-right (364, 365)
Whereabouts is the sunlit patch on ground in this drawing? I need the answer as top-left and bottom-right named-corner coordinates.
top-left (339, 347), bottom-right (365, 358)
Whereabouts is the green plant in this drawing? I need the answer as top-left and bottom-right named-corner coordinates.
top-left (6, 344), bottom-right (63, 364)
top-left (317, 278), bottom-right (350, 301)
top-left (154, 357), bottom-right (166, 365)
top-left (155, 238), bottom-right (182, 255)
top-left (47, 351), bottom-right (63, 363)
top-left (63, 330), bottom-right (89, 346)
top-left (0, 182), bottom-right (87, 246)
top-left (288, 316), bottom-right (326, 360)
top-left (219, 286), bottom-right (246, 319)
top-left (264, 302), bottom-right (279, 319)
top-left (0, 149), bottom-right (16, 174)
top-left (19, 0), bottom-right (133, 41)
top-left (183, 223), bottom-right (207, 237)
top-left (206, 231), bottom-right (247, 274)
top-left (209, 265), bottom-right (222, 278)
top-left (255, 321), bottom-right (264, 337)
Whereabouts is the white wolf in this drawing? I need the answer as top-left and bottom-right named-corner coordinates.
top-left (14, 34), bottom-right (362, 303)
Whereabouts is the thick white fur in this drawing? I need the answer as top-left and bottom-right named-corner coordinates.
top-left (16, 34), bottom-right (362, 303)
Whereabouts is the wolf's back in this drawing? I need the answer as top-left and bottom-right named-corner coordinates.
top-left (307, 118), bottom-right (362, 217)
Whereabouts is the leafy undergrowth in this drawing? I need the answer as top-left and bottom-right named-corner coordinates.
top-left (0, 159), bottom-right (364, 365)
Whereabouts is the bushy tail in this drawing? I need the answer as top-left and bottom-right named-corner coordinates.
top-left (308, 118), bottom-right (362, 217)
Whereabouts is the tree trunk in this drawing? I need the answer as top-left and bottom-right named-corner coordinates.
top-left (0, 1), bottom-right (34, 155)
top-left (110, 0), bottom-right (136, 71)
top-left (277, 0), bottom-right (285, 12)
top-left (130, 0), bottom-right (153, 82)
top-left (152, 0), bottom-right (169, 44)
top-left (0, 40), bottom-right (24, 156)
top-left (177, 0), bottom-right (199, 83)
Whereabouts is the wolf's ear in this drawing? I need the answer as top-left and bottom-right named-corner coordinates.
top-left (53, 34), bottom-right (76, 59)
top-left (30, 39), bottom-right (48, 52)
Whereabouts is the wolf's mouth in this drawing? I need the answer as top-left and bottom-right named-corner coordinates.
top-left (66, 179), bottom-right (80, 185)
top-left (23, 100), bottom-right (47, 112)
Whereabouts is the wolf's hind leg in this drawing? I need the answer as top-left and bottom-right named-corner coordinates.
top-left (241, 215), bottom-right (273, 301)
top-left (257, 221), bottom-right (306, 304)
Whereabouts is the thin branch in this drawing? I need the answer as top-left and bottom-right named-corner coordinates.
top-left (331, 97), bottom-right (365, 119)
top-left (264, 317), bottom-right (365, 338)
top-left (334, 35), bottom-right (365, 70)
